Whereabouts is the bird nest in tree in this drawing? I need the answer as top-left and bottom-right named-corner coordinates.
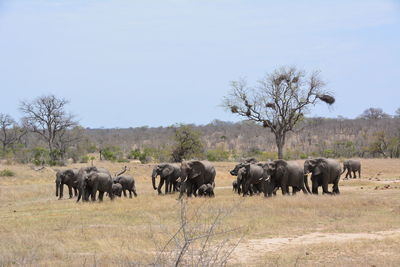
top-left (317, 94), bottom-right (335, 105)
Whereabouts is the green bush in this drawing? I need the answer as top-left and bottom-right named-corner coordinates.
top-left (206, 149), bottom-right (230, 161)
top-left (80, 155), bottom-right (89, 163)
top-left (32, 147), bottom-right (49, 166)
top-left (0, 169), bottom-right (15, 177)
top-left (102, 146), bottom-right (122, 162)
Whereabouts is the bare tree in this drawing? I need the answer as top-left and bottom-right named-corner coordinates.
top-left (358, 107), bottom-right (390, 120)
top-left (20, 95), bottom-right (78, 162)
top-left (395, 108), bottom-right (400, 118)
top-left (223, 66), bottom-right (334, 159)
top-left (0, 113), bottom-right (26, 153)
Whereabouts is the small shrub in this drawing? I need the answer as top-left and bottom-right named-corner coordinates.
top-left (0, 169), bottom-right (15, 177)
top-left (80, 155), bottom-right (89, 163)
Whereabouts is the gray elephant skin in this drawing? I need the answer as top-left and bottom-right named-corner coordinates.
top-left (76, 166), bottom-right (111, 202)
top-left (341, 159), bottom-right (361, 179)
top-left (198, 183), bottom-right (214, 197)
top-left (237, 163), bottom-right (265, 196)
top-left (55, 168), bottom-right (79, 199)
top-left (263, 160), bottom-right (310, 196)
top-left (114, 175), bottom-right (137, 198)
top-left (179, 160), bottom-right (216, 198)
top-left (84, 172), bottom-right (114, 201)
top-left (304, 158), bottom-right (341, 195)
top-left (151, 163), bottom-right (181, 194)
top-left (112, 183), bottom-right (123, 197)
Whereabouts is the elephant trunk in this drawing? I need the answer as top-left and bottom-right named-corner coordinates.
top-left (151, 170), bottom-right (158, 190)
top-left (55, 181), bottom-right (59, 197)
top-left (340, 165), bottom-right (346, 175)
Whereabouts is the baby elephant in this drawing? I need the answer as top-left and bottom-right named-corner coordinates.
top-left (232, 180), bottom-right (238, 193)
top-left (112, 183), bottom-right (123, 197)
top-left (198, 183), bottom-right (215, 197)
top-left (114, 175), bottom-right (138, 198)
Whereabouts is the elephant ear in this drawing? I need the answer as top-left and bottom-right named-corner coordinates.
top-left (314, 160), bottom-right (327, 175)
top-left (162, 165), bottom-right (174, 177)
top-left (237, 167), bottom-right (245, 182)
top-left (188, 161), bottom-right (204, 179)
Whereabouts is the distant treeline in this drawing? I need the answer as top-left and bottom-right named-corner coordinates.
top-left (83, 117), bottom-right (400, 161)
top-left (1, 116), bottom-right (400, 165)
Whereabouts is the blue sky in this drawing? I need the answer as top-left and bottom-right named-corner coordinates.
top-left (0, 0), bottom-right (399, 128)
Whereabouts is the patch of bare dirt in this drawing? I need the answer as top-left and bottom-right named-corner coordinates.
top-left (230, 229), bottom-right (400, 264)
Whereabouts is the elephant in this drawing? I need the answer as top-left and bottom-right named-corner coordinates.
top-left (232, 180), bottom-right (238, 192)
top-left (237, 163), bottom-right (265, 197)
top-left (151, 163), bottom-right (181, 194)
top-left (76, 166), bottom-right (111, 202)
top-left (341, 159), bottom-right (361, 179)
top-left (198, 183), bottom-right (215, 197)
top-left (114, 175), bottom-right (137, 198)
top-left (112, 183), bottom-right (123, 197)
top-left (304, 158), bottom-right (341, 195)
top-left (262, 160), bottom-right (310, 196)
top-left (83, 172), bottom-right (114, 201)
top-left (178, 160), bottom-right (216, 199)
top-left (55, 168), bottom-right (79, 199)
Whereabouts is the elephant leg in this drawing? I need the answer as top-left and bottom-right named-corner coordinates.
top-left (68, 185), bottom-right (73, 198)
top-left (132, 188), bottom-right (137, 197)
top-left (98, 191), bottom-right (104, 201)
top-left (74, 187), bottom-right (78, 196)
top-left (157, 178), bottom-right (164, 195)
top-left (333, 178), bottom-right (340, 194)
top-left (59, 184), bottom-right (64, 199)
top-left (165, 180), bottom-right (169, 194)
top-left (129, 190), bottom-right (132, 198)
top-left (322, 180), bottom-right (331, 195)
top-left (122, 189), bottom-right (127, 197)
top-left (91, 186), bottom-right (98, 201)
top-left (281, 184), bottom-right (289, 195)
top-left (353, 171), bottom-right (357, 178)
top-left (312, 180), bottom-right (319, 195)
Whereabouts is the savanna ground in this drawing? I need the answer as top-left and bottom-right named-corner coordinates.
top-left (0, 159), bottom-right (400, 266)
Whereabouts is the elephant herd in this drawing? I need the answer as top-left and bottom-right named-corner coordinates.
top-left (55, 166), bottom-right (137, 202)
top-left (231, 158), bottom-right (361, 197)
top-left (55, 160), bottom-right (216, 202)
top-left (55, 158), bottom-right (361, 202)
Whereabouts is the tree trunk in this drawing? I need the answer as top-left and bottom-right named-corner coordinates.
top-left (275, 133), bottom-right (286, 159)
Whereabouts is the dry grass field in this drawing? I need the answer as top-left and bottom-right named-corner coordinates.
top-left (1, 159), bottom-right (400, 266)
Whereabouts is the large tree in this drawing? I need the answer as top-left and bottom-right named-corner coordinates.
top-left (0, 113), bottom-right (26, 153)
top-left (20, 95), bottom-right (78, 162)
top-left (358, 107), bottom-right (390, 120)
top-left (171, 125), bottom-right (204, 162)
top-left (223, 66), bottom-right (335, 159)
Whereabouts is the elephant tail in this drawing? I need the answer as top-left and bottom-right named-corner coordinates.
top-left (304, 174), bottom-right (311, 194)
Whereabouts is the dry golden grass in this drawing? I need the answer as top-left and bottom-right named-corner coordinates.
top-left (0, 159), bottom-right (399, 266)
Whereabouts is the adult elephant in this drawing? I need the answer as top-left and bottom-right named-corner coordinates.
top-left (55, 168), bottom-right (79, 199)
top-left (114, 175), bottom-right (138, 198)
top-left (304, 158), bottom-right (341, 195)
top-left (84, 172), bottom-right (114, 201)
top-left (178, 160), bottom-right (216, 199)
top-left (341, 159), bottom-right (361, 179)
top-left (263, 160), bottom-right (310, 196)
top-left (238, 163), bottom-right (265, 197)
top-left (76, 166), bottom-right (111, 202)
top-left (151, 163), bottom-right (181, 194)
